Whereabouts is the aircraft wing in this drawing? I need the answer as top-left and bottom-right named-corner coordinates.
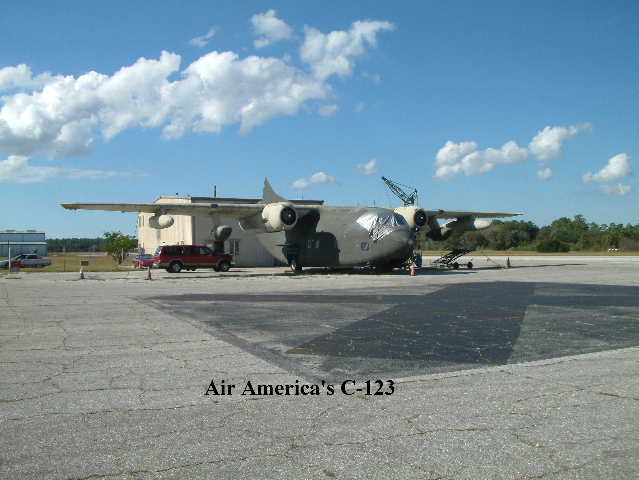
top-left (61, 202), bottom-right (265, 218)
top-left (424, 210), bottom-right (522, 219)
top-left (61, 202), bottom-right (321, 219)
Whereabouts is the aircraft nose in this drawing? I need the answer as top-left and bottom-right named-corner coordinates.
top-left (376, 228), bottom-right (413, 259)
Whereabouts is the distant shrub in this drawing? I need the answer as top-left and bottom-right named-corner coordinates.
top-left (536, 239), bottom-right (570, 253)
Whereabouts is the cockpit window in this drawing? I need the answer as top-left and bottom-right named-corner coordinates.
top-left (356, 212), bottom-right (406, 242)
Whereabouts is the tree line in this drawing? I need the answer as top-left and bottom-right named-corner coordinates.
top-left (47, 233), bottom-right (138, 264)
top-left (417, 215), bottom-right (639, 252)
top-left (47, 237), bottom-right (110, 252)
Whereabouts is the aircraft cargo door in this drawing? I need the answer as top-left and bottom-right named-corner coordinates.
top-left (302, 232), bottom-right (339, 267)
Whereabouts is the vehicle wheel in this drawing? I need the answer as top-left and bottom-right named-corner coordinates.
top-left (289, 258), bottom-right (302, 273)
top-left (452, 262), bottom-right (460, 269)
top-left (168, 261), bottom-right (182, 273)
top-left (467, 262), bottom-right (473, 269)
top-left (217, 260), bottom-right (230, 272)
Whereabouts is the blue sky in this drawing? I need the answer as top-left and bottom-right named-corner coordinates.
top-left (1, 1), bottom-right (637, 237)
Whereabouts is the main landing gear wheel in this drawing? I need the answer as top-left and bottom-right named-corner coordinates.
top-left (289, 258), bottom-right (302, 273)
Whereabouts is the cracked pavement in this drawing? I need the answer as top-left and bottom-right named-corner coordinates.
top-left (1, 256), bottom-right (638, 479)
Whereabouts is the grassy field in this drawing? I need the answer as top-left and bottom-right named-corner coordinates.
top-left (1, 253), bottom-right (137, 274)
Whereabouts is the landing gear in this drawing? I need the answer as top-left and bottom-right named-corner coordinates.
top-left (289, 257), bottom-right (302, 273)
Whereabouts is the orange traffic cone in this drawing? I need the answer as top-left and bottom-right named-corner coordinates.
top-left (410, 265), bottom-right (416, 276)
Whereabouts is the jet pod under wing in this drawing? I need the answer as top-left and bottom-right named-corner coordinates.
top-left (424, 210), bottom-right (522, 219)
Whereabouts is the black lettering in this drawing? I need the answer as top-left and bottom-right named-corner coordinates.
top-left (385, 380), bottom-right (395, 395)
top-left (257, 384), bottom-right (274, 395)
top-left (326, 384), bottom-right (335, 395)
top-left (374, 379), bottom-right (385, 395)
top-left (242, 380), bottom-right (256, 395)
top-left (341, 380), bottom-right (356, 395)
top-left (204, 380), bottom-right (219, 395)
top-left (274, 384), bottom-right (284, 395)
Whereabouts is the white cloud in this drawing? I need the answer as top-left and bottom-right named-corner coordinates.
top-left (291, 171), bottom-right (335, 189)
top-left (600, 183), bottom-right (632, 196)
top-left (0, 15), bottom-right (392, 158)
top-left (537, 167), bottom-right (553, 180)
top-left (189, 27), bottom-right (217, 48)
top-left (354, 101), bottom-right (366, 112)
top-left (434, 140), bottom-right (528, 180)
top-left (0, 64), bottom-right (54, 92)
top-left (0, 155), bottom-right (133, 183)
top-left (318, 104), bottom-right (338, 117)
top-left (582, 153), bottom-right (632, 183)
top-left (251, 10), bottom-right (293, 49)
top-left (357, 158), bottom-right (378, 175)
top-left (300, 20), bottom-right (394, 79)
top-left (529, 123), bottom-right (592, 162)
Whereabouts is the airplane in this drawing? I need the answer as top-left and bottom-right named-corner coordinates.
top-left (61, 179), bottom-right (520, 272)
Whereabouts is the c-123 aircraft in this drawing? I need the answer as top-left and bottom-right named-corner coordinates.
top-left (61, 179), bottom-right (520, 272)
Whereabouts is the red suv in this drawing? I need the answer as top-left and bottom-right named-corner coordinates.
top-left (153, 245), bottom-right (233, 273)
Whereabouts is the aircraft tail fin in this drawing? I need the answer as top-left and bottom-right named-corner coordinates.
top-left (262, 178), bottom-right (287, 203)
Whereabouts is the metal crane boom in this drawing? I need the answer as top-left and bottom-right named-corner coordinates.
top-left (381, 176), bottom-right (419, 206)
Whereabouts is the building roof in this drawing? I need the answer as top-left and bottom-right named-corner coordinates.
top-left (0, 230), bottom-right (44, 233)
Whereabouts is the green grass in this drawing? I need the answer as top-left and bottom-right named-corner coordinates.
top-left (1, 253), bottom-right (136, 274)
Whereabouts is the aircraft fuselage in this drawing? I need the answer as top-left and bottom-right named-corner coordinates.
top-left (255, 206), bottom-right (414, 268)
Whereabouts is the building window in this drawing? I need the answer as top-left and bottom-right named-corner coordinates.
top-left (229, 239), bottom-right (240, 256)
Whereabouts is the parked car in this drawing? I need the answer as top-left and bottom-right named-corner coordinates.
top-left (133, 254), bottom-right (156, 269)
top-left (0, 254), bottom-right (52, 268)
top-left (153, 245), bottom-right (233, 273)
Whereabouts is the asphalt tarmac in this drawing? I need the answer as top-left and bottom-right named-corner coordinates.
top-left (1, 256), bottom-right (638, 479)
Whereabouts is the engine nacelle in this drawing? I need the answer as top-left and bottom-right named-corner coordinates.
top-left (148, 214), bottom-right (174, 229)
top-left (394, 206), bottom-right (428, 229)
top-left (261, 202), bottom-right (298, 232)
top-left (211, 225), bottom-right (233, 242)
top-left (440, 217), bottom-right (491, 236)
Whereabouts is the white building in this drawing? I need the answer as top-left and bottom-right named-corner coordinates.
top-left (137, 196), bottom-right (323, 267)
